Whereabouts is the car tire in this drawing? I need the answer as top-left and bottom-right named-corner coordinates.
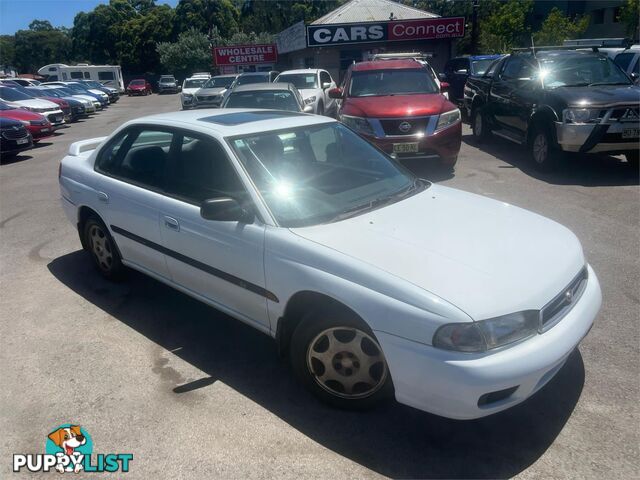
top-left (530, 125), bottom-right (561, 171)
top-left (625, 151), bottom-right (639, 168)
top-left (316, 102), bottom-right (324, 116)
top-left (471, 106), bottom-right (490, 143)
top-left (83, 216), bottom-right (125, 281)
top-left (290, 308), bottom-right (393, 410)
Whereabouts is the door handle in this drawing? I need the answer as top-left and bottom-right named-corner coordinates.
top-left (97, 191), bottom-right (109, 203)
top-left (163, 216), bottom-right (180, 232)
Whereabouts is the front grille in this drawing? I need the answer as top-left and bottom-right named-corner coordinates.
top-left (196, 95), bottom-right (218, 102)
top-left (47, 113), bottom-right (63, 124)
top-left (380, 117), bottom-right (430, 136)
top-left (1, 126), bottom-right (29, 140)
top-left (609, 106), bottom-right (639, 123)
top-left (540, 267), bottom-right (588, 331)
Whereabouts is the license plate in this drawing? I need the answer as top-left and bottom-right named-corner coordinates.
top-left (393, 143), bottom-right (419, 153)
top-left (41, 128), bottom-right (51, 133)
top-left (622, 128), bottom-right (639, 139)
top-left (16, 138), bottom-right (29, 145)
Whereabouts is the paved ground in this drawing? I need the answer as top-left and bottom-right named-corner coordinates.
top-left (1, 94), bottom-right (638, 479)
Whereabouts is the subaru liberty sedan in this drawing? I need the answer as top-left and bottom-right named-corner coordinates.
top-left (59, 109), bottom-right (601, 419)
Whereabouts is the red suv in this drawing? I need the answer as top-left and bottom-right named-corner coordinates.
top-left (330, 59), bottom-right (461, 167)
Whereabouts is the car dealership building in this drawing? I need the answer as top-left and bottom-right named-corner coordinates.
top-left (275, 0), bottom-right (464, 82)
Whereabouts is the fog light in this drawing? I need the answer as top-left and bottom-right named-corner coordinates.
top-left (477, 386), bottom-right (519, 407)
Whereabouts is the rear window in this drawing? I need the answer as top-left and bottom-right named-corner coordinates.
top-left (225, 91), bottom-right (300, 112)
top-left (236, 75), bottom-right (269, 86)
top-left (276, 74), bottom-right (318, 89)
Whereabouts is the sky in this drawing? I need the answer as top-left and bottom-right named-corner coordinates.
top-left (0, 0), bottom-right (179, 35)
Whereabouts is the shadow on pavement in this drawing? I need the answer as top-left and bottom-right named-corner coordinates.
top-left (0, 152), bottom-right (33, 165)
top-left (462, 133), bottom-right (639, 187)
top-left (49, 251), bottom-right (585, 479)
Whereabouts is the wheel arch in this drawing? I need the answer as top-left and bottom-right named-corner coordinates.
top-left (276, 290), bottom-right (369, 357)
top-left (76, 205), bottom-right (110, 251)
top-left (527, 107), bottom-right (559, 147)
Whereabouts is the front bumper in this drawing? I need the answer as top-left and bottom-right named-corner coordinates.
top-left (376, 264), bottom-right (601, 420)
top-left (363, 121), bottom-right (462, 162)
top-left (28, 124), bottom-right (54, 140)
top-left (556, 122), bottom-right (639, 154)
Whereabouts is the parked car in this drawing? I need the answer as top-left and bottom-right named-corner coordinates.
top-left (442, 54), bottom-right (503, 107)
top-left (193, 74), bottom-right (238, 108)
top-left (29, 87), bottom-right (88, 120)
top-left (612, 46), bottom-right (640, 84)
top-left (465, 48), bottom-right (640, 169)
top-left (180, 76), bottom-right (209, 109)
top-left (126, 79), bottom-right (152, 96)
top-left (0, 79), bottom-right (21, 87)
top-left (0, 101), bottom-right (54, 142)
top-left (158, 75), bottom-right (179, 94)
top-left (330, 59), bottom-right (461, 168)
top-left (5, 78), bottom-right (41, 87)
top-left (0, 86), bottom-right (65, 127)
top-left (0, 117), bottom-right (33, 156)
top-left (59, 108), bottom-right (601, 420)
top-left (43, 82), bottom-right (108, 108)
top-left (77, 80), bottom-right (120, 102)
top-left (40, 86), bottom-right (99, 113)
top-left (275, 69), bottom-right (337, 116)
top-left (12, 86), bottom-right (72, 124)
top-left (232, 71), bottom-right (279, 88)
top-left (221, 83), bottom-right (312, 113)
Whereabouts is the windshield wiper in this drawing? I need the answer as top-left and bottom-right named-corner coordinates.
top-left (588, 81), bottom-right (631, 86)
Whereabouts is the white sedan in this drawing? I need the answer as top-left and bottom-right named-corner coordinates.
top-left (59, 109), bottom-right (601, 420)
top-left (275, 69), bottom-right (337, 116)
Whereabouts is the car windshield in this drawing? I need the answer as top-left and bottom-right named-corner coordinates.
top-left (160, 77), bottom-right (175, 83)
top-left (539, 54), bottom-right (632, 88)
top-left (130, 80), bottom-right (145, 86)
top-left (471, 59), bottom-right (496, 75)
top-left (25, 88), bottom-right (45, 97)
top-left (236, 75), bottom-right (268, 86)
top-left (0, 87), bottom-right (33, 101)
top-left (349, 69), bottom-right (439, 97)
top-left (225, 91), bottom-right (300, 112)
top-left (276, 74), bottom-right (318, 89)
top-left (204, 77), bottom-right (234, 88)
top-left (229, 123), bottom-right (425, 227)
top-left (0, 101), bottom-right (15, 110)
top-left (184, 78), bottom-right (207, 88)
top-left (56, 87), bottom-right (76, 96)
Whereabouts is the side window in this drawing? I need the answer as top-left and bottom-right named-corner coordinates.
top-left (614, 52), bottom-right (635, 71)
top-left (165, 135), bottom-right (245, 204)
top-left (484, 59), bottom-right (500, 77)
top-left (70, 71), bottom-right (83, 79)
top-left (96, 128), bottom-right (173, 191)
top-left (84, 72), bottom-right (90, 79)
top-left (98, 71), bottom-right (115, 81)
top-left (501, 56), bottom-right (535, 80)
top-left (453, 59), bottom-right (468, 73)
top-left (320, 71), bottom-right (331, 86)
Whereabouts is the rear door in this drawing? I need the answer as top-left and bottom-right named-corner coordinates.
top-left (450, 58), bottom-right (470, 102)
top-left (94, 126), bottom-right (174, 279)
top-left (320, 70), bottom-right (336, 114)
top-left (490, 55), bottom-right (536, 133)
top-left (158, 130), bottom-right (270, 330)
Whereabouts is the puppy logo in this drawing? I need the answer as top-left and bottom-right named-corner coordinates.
top-left (45, 424), bottom-right (92, 473)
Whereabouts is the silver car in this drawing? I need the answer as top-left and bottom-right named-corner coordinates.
top-left (193, 74), bottom-right (238, 108)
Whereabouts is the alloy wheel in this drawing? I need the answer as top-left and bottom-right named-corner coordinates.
top-left (89, 224), bottom-right (113, 273)
top-left (533, 132), bottom-right (548, 164)
top-left (306, 327), bottom-right (388, 399)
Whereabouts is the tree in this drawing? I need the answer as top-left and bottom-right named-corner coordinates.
top-left (157, 28), bottom-right (212, 78)
top-left (618, 0), bottom-right (639, 39)
top-left (13, 21), bottom-right (72, 73)
top-left (479, 0), bottom-right (533, 53)
top-left (239, 0), bottom-right (340, 34)
top-left (0, 35), bottom-right (16, 66)
top-left (209, 25), bottom-right (274, 46)
top-left (533, 8), bottom-right (589, 46)
top-left (173, 0), bottom-right (239, 37)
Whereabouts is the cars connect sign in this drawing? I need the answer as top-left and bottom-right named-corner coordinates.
top-left (307, 17), bottom-right (465, 47)
top-left (213, 44), bottom-right (278, 66)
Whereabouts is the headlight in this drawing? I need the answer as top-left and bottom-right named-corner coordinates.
top-left (563, 108), bottom-right (600, 124)
top-left (304, 96), bottom-right (316, 105)
top-left (341, 114), bottom-right (374, 136)
top-left (19, 120), bottom-right (30, 126)
top-left (433, 311), bottom-right (539, 352)
top-left (183, 93), bottom-right (193, 98)
top-left (435, 108), bottom-right (461, 132)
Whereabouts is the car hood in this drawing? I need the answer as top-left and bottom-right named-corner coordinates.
top-left (342, 93), bottom-right (454, 118)
top-left (549, 84), bottom-right (640, 107)
top-left (11, 99), bottom-right (59, 109)
top-left (182, 88), bottom-right (201, 95)
top-left (196, 87), bottom-right (226, 95)
top-left (290, 185), bottom-right (585, 320)
top-left (70, 95), bottom-right (95, 104)
top-left (0, 109), bottom-right (42, 121)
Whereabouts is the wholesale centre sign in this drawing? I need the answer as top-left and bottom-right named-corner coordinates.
top-left (307, 17), bottom-right (465, 47)
top-left (213, 44), bottom-right (278, 66)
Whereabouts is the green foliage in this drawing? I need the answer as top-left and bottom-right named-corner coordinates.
top-left (480, 0), bottom-right (533, 53)
top-left (239, 0), bottom-right (340, 34)
top-left (618, 0), bottom-right (639, 37)
top-left (533, 8), bottom-right (589, 46)
top-left (0, 35), bottom-right (16, 66)
top-left (157, 28), bottom-right (212, 78)
top-left (173, 0), bottom-right (239, 37)
top-left (13, 20), bottom-right (72, 73)
top-left (209, 26), bottom-right (274, 46)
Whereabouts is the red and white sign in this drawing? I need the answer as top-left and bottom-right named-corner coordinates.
top-left (389, 17), bottom-right (465, 41)
top-left (213, 44), bottom-right (278, 66)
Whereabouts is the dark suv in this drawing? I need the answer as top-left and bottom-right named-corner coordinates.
top-left (465, 48), bottom-right (639, 169)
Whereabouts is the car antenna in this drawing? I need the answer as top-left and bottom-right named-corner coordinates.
top-left (531, 35), bottom-right (537, 58)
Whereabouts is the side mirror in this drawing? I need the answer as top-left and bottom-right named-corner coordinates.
top-left (322, 82), bottom-right (332, 90)
top-left (328, 87), bottom-right (343, 99)
top-left (303, 104), bottom-right (314, 113)
top-left (438, 72), bottom-right (447, 82)
top-left (440, 81), bottom-right (450, 92)
top-left (200, 197), bottom-right (253, 223)
top-left (630, 72), bottom-right (639, 81)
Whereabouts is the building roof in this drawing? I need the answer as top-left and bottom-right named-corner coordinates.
top-left (312, 0), bottom-right (438, 24)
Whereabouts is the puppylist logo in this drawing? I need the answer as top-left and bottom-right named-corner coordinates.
top-left (13, 424), bottom-right (133, 473)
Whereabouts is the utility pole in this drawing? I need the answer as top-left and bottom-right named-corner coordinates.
top-left (471, 0), bottom-right (479, 54)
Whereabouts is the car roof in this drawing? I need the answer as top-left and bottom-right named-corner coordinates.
top-left (231, 82), bottom-right (293, 93)
top-left (534, 49), bottom-right (609, 59)
top-left (125, 108), bottom-right (334, 137)
top-left (238, 72), bottom-right (271, 77)
top-left (278, 69), bottom-right (321, 75)
top-left (213, 74), bottom-right (239, 78)
top-left (352, 59), bottom-right (422, 71)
